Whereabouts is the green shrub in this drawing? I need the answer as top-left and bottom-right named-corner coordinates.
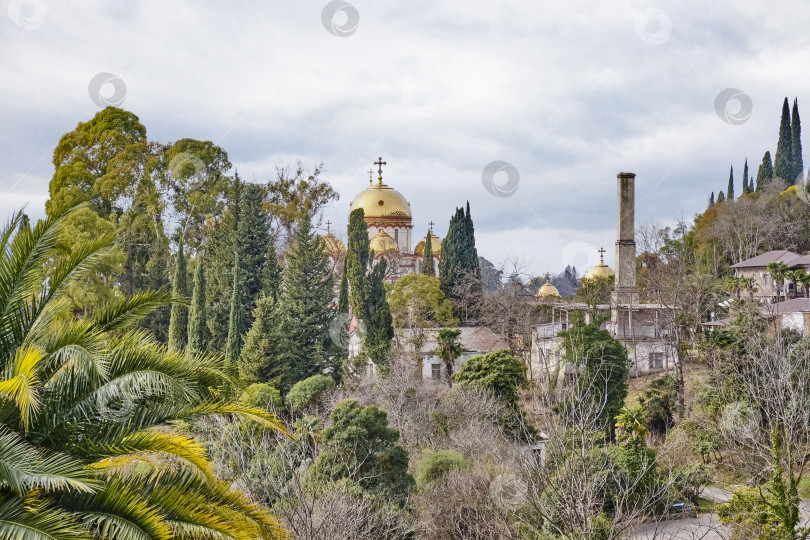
top-left (414, 449), bottom-right (469, 489)
top-left (717, 486), bottom-right (781, 540)
top-left (240, 383), bottom-right (284, 412)
top-left (286, 374), bottom-right (335, 411)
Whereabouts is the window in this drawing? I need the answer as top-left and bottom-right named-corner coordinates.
top-left (431, 363), bottom-right (442, 380)
top-left (649, 352), bottom-right (664, 370)
top-left (394, 229), bottom-right (399, 242)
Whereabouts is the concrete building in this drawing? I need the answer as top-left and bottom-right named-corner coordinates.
top-left (731, 250), bottom-right (810, 301)
top-left (531, 172), bottom-right (677, 389)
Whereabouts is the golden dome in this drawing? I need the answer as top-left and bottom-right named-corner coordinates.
top-left (414, 231), bottom-right (442, 257)
top-left (369, 229), bottom-right (399, 255)
top-left (321, 231), bottom-right (345, 256)
top-left (349, 178), bottom-right (412, 221)
top-left (536, 274), bottom-right (560, 299)
top-left (583, 250), bottom-right (615, 281)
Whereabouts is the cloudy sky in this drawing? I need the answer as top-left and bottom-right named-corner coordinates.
top-left (1, 0), bottom-right (809, 276)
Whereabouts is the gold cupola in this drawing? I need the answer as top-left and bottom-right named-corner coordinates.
top-left (414, 231), bottom-right (442, 258)
top-left (320, 222), bottom-right (345, 257)
top-left (536, 274), bottom-right (561, 299)
top-left (349, 160), bottom-right (412, 226)
top-left (583, 248), bottom-right (615, 281)
top-left (369, 229), bottom-right (399, 255)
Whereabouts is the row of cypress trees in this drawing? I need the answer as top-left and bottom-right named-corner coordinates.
top-left (709, 97), bottom-right (804, 207)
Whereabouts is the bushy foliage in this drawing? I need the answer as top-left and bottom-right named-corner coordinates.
top-left (414, 449), bottom-right (469, 489)
top-left (453, 349), bottom-right (527, 408)
top-left (240, 383), bottom-right (284, 412)
top-left (286, 374), bottom-right (335, 412)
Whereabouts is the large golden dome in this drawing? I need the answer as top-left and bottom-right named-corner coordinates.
top-left (414, 231), bottom-right (442, 257)
top-left (583, 250), bottom-right (615, 281)
top-left (536, 275), bottom-right (560, 299)
top-left (369, 229), bottom-right (399, 255)
top-left (350, 178), bottom-right (412, 221)
top-left (320, 231), bottom-right (345, 257)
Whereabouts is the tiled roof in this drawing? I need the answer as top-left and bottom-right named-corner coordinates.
top-left (400, 326), bottom-right (509, 353)
top-left (732, 250), bottom-right (802, 268)
top-left (761, 297), bottom-right (810, 314)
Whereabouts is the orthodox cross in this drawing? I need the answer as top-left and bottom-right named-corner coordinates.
top-left (326, 220), bottom-right (332, 233)
top-left (428, 220), bottom-right (435, 232)
top-left (598, 247), bottom-right (606, 262)
top-left (374, 157), bottom-right (387, 182)
top-left (367, 168), bottom-right (374, 184)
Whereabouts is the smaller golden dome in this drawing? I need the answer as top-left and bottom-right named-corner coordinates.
top-left (321, 231), bottom-right (345, 257)
top-left (536, 274), bottom-right (560, 299)
top-left (414, 231), bottom-right (442, 257)
top-left (584, 249), bottom-right (615, 281)
top-left (369, 229), bottom-right (399, 255)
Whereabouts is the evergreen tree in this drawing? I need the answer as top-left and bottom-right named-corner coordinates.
top-left (708, 192), bottom-right (715, 208)
top-left (346, 208), bottom-right (370, 321)
top-left (206, 175), bottom-right (243, 353)
top-left (421, 231), bottom-right (435, 276)
top-left (235, 183), bottom-right (270, 325)
top-left (774, 97), bottom-right (793, 180)
top-left (141, 235), bottom-right (171, 342)
top-left (717, 190), bottom-right (726, 203)
top-left (167, 240), bottom-right (189, 352)
top-left (337, 263), bottom-right (349, 315)
top-left (365, 257), bottom-right (394, 372)
top-left (792, 98), bottom-right (803, 183)
top-left (225, 253), bottom-right (245, 365)
top-left (187, 256), bottom-right (208, 358)
top-left (742, 158), bottom-right (750, 194)
top-left (439, 204), bottom-right (482, 310)
top-left (464, 202), bottom-right (481, 279)
top-left (727, 165), bottom-right (734, 201)
top-left (239, 295), bottom-right (289, 388)
top-left (261, 237), bottom-right (282, 302)
top-left (756, 151), bottom-right (774, 191)
top-left (282, 212), bottom-right (335, 383)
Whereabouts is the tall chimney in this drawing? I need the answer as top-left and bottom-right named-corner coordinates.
top-left (613, 172), bottom-right (638, 305)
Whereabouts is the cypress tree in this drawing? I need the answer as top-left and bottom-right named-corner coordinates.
top-left (439, 207), bottom-right (466, 298)
top-left (337, 263), bottom-right (349, 315)
top-left (708, 192), bottom-right (715, 208)
top-left (742, 158), bottom-right (750, 194)
top-left (422, 231), bottom-right (435, 276)
top-left (281, 212), bottom-right (335, 383)
top-left (346, 208), bottom-right (370, 322)
top-left (717, 190), bottom-right (726, 203)
top-left (727, 165), bottom-right (734, 201)
top-left (464, 202), bottom-right (480, 278)
top-left (262, 237), bottom-right (282, 302)
top-left (792, 98), bottom-right (803, 184)
top-left (239, 295), bottom-right (288, 388)
top-left (141, 235), bottom-right (171, 342)
top-left (756, 151), bottom-right (774, 191)
top-left (167, 240), bottom-right (189, 352)
top-left (187, 257), bottom-right (208, 357)
top-left (235, 183), bottom-right (270, 326)
top-left (365, 257), bottom-right (394, 372)
top-left (774, 97), bottom-right (793, 180)
top-left (225, 253), bottom-right (245, 365)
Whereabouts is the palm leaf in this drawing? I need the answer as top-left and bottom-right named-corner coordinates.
top-left (0, 494), bottom-right (87, 540)
top-left (0, 346), bottom-right (44, 430)
top-left (91, 291), bottom-right (177, 335)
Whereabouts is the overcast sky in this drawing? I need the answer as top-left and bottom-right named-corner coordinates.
top-left (1, 0), bottom-right (808, 276)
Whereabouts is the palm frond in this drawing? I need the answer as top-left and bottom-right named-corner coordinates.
top-left (0, 494), bottom-right (87, 540)
top-left (91, 291), bottom-right (177, 334)
top-left (0, 346), bottom-right (44, 430)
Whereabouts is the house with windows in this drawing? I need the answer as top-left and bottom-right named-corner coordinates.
top-left (731, 250), bottom-right (810, 301)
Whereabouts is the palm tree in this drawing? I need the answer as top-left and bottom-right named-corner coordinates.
top-left (767, 261), bottom-right (790, 303)
top-left (0, 207), bottom-right (289, 539)
top-left (797, 271), bottom-right (810, 298)
top-left (615, 405), bottom-right (649, 444)
top-left (739, 276), bottom-right (758, 300)
top-left (436, 328), bottom-right (462, 386)
top-left (723, 276), bottom-right (742, 300)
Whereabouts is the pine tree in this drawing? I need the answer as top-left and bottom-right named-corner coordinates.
top-left (792, 98), bottom-right (803, 184)
top-left (727, 165), bottom-right (734, 201)
top-left (422, 231), bottom-right (435, 276)
top-left (774, 97), bottom-right (793, 180)
top-left (225, 253), bottom-right (245, 365)
top-left (239, 295), bottom-right (289, 388)
top-left (756, 151), bottom-right (774, 191)
top-left (235, 183), bottom-right (270, 326)
top-left (365, 257), bottom-right (394, 372)
top-left (346, 208), bottom-right (370, 322)
top-left (187, 257), bottom-right (208, 358)
top-left (708, 192), bottom-right (715, 208)
top-left (717, 190), bottom-right (726, 203)
top-left (167, 240), bottom-right (189, 352)
top-left (742, 158), bottom-right (750, 194)
top-left (281, 212), bottom-right (335, 383)
top-left (262, 237), bottom-right (282, 302)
